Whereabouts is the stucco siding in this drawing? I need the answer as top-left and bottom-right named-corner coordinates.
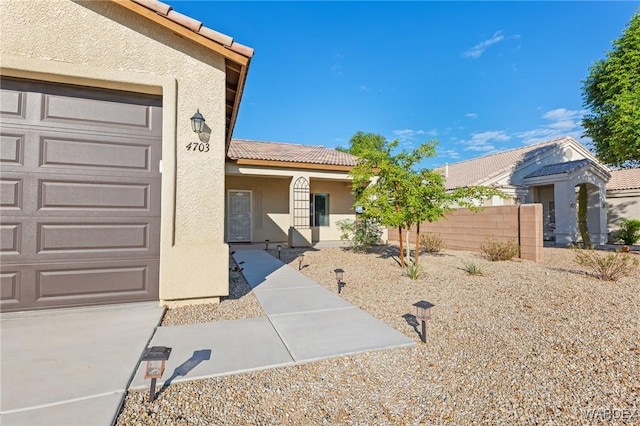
top-left (1, 0), bottom-right (230, 303)
top-left (226, 176), bottom-right (291, 243)
top-left (607, 190), bottom-right (640, 232)
top-left (310, 180), bottom-right (355, 241)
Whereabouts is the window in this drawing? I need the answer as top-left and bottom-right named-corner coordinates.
top-left (311, 193), bottom-right (329, 226)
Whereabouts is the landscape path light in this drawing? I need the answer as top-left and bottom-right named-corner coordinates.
top-left (298, 254), bottom-right (305, 270)
top-left (277, 244), bottom-right (282, 259)
top-left (334, 268), bottom-right (345, 294)
top-left (265, 239), bottom-right (270, 250)
top-left (413, 300), bottom-right (434, 343)
top-left (141, 346), bottom-right (172, 402)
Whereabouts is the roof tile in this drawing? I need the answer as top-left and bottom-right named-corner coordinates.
top-left (131, 0), bottom-right (171, 15)
top-left (441, 137), bottom-right (574, 189)
top-left (167, 9), bottom-right (202, 32)
top-left (126, 0), bottom-right (253, 58)
top-left (607, 168), bottom-right (640, 191)
top-left (228, 139), bottom-right (358, 167)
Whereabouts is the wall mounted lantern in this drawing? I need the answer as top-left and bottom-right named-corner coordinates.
top-left (413, 300), bottom-right (434, 343)
top-left (334, 268), bottom-right (345, 293)
top-left (141, 346), bottom-right (172, 402)
top-left (190, 109), bottom-right (205, 133)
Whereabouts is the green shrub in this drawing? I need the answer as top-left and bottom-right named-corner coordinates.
top-left (419, 233), bottom-right (445, 254)
top-left (462, 260), bottom-right (484, 276)
top-left (480, 238), bottom-right (519, 261)
top-left (336, 218), bottom-right (383, 252)
top-left (617, 219), bottom-right (640, 245)
top-left (572, 246), bottom-right (638, 281)
top-left (406, 260), bottom-right (421, 280)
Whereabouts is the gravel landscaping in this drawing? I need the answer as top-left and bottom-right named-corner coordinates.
top-left (117, 245), bottom-right (639, 425)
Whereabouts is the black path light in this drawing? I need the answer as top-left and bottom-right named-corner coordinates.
top-left (413, 300), bottom-right (434, 343)
top-left (298, 254), bottom-right (305, 270)
top-left (334, 268), bottom-right (345, 293)
top-left (141, 346), bottom-right (172, 402)
top-left (265, 239), bottom-right (270, 250)
top-left (277, 244), bottom-right (282, 259)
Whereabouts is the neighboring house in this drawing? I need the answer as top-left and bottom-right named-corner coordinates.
top-left (226, 139), bottom-right (362, 246)
top-left (440, 136), bottom-right (619, 245)
top-left (607, 168), bottom-right (640, 235)
top-left (0, 0), bottom-right (253, 312)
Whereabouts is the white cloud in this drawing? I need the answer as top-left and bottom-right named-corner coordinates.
top-left (462, 130), bottom-right (510, 151)
top-left (359, 85), bottom-right (372, 92)
top-left (515, 108), bottom-right (587, 145)
top-left (393, 129), bottom-right (437, 140)
top-left (465, 113), bottom-right (478, 119)
top-left (438, 148), bottom-right (461, 159)
top-left (462, 31), bottom-right (505, 59)
top-left (331, 64), bottom-right (342, 76)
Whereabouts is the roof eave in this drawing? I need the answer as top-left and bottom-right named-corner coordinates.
top-left (110, 0), bottom-right (253, 150)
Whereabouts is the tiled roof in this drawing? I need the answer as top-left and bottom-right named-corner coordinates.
top-left (607, 168), bottom-right (640, 191)
top-left (524, 159), bottom-right (591, 179)
top-left (228, 139), bottom-right (359, 167)
top-left (440, 137), bottom-right (577, 189)
top-left (129, 0), bottom-right (254, 57)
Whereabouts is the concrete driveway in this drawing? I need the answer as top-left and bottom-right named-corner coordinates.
top-left (0, 302), bottom-right (164, 426)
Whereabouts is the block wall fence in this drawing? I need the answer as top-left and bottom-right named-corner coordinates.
top-left (387, 204), bottom-right (544, 262)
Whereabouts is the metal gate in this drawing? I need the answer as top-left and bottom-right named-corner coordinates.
top-left (227, 190), bottom-right (251, 242)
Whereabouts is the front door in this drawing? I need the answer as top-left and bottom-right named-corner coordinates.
top-left (227, 190), bottom-right (251, 242)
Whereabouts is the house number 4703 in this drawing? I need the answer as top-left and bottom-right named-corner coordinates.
top-left (185, 142), bottom-right (209, 152)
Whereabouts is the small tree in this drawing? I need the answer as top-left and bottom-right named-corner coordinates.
top-left (347, 131), bottom-right (504, 269)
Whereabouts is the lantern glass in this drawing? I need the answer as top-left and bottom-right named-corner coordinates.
top-left (145, 359), bottom-right (165, 379)
top-left (190, 109), bottom-right (205, 133)
top-left (334, 268), bottom-right (344, 282)
top-left (413, 300), bottom-right (433, 321)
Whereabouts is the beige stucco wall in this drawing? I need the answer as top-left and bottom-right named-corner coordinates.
top-left (607, 189), bottom-right (640, 233)
top-left (1, 0), bottom-right (230, 303)
top-left (226, 175), bottom-right (291, 242)
top-left (310, 179), bottom-right (355, 241)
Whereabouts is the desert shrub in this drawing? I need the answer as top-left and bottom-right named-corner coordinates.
top-left (572, 246), bottom-right (638, 281)
top-left (419, 233), bottom-right (445, 254)
top-left (462, 260), bottom-right (484, 276)
top-left (480, 238), bottom-right (519, 261)
top-left (617, 219), bottom-right (640, 245)
top-left (336, 218), bottom-right (383, 252)
top-left (406, 260), bottom-right (421, 280)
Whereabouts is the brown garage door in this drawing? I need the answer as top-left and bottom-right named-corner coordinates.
top-left (0, 78), bottom-right (162, 312)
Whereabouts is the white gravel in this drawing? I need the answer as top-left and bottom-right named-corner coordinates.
top-left (117, 245), bottom-right (639, 425)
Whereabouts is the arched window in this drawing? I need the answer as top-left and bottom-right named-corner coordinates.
top-left (293, 177), bottom-right (310, 228)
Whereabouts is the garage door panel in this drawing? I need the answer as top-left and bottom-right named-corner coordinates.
top-left (1, 133), bottom-right (25, 165)
top-left (0, 78), bottom-right (161, 312)
top-left (40, 180), bottom-right (152, 211)
top-left (41, 136), bottom-right (152, 172)
top-left (1, 217), bottom-right (160, 262)
top-left (0, 270), bottom-right (24, 308)
top-left (0, 178), bottom-right (22, 210)
top-left (0, 223), bottom-right (21, 255)
top-left (0, 88), bottom-right (26, 118)
top-left (42, 93), bottom-right (153, 130)
top-left (1, 260), bottom-right (159, 310)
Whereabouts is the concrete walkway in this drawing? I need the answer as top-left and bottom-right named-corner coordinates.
top-left (1, 248), bottom-right (413, 425)
top-left (0, 303), bottom-right (164, 426)
top-left (129, 249), bottom-right (414, 390)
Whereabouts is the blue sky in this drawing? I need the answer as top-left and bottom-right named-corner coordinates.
top-left (173, 1), bottom-right (639, 168)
